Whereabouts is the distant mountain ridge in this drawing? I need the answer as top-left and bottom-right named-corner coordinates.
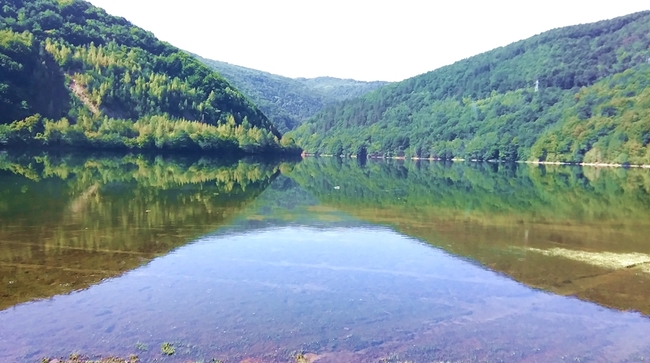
top-left (294, 76), bottom-right (389, 102)
top-left (289, 11), bottom-right (650, 165)
top-left (194, 55), bottom-right (389, 133)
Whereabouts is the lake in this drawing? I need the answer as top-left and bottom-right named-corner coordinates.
top-left (1, 152), bottom-right (649, 363)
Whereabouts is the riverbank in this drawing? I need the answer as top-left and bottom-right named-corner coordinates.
top-left (520, 160), bottom-right (650, 168)
top-left (301, 154), bottom-right (650, 168)
top-left (42, 356), bottom-right (138, 363)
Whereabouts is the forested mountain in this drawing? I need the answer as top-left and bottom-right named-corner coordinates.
top-left (0, 0), bottom-right (299, 154)
top-left (290, 11), bottom-right (650, 165)
top-left (195, 56), bottom-right (388, 133)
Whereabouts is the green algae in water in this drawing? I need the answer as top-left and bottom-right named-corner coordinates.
top-left (161, 342), bottom-right (175, 356)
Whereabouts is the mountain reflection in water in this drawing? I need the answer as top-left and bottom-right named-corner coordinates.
top-left (0, 151), bottom-right (287, 310)
top-left (288, 158), bottom-right (650, 316)
top-left (1, 154), bottom-right (649, 363)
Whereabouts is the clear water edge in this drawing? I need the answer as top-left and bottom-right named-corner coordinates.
top-left (0, 153), bottom-right (649, 362)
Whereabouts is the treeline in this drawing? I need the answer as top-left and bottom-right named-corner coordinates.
top-left (289, 12), bottom-right (650, 164)
top-left (0, 0), bottom-right (299, 154)
top-left (0, 112), bottom-right (295, 154)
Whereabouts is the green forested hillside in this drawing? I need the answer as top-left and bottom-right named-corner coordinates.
top-left (194, 57), bottom-right (328, 133)
top-left (531, 67), bottom-right (650, 164)
top-left (195, 56), bottom-right (388, 133)
top-left (0, 0), bottom-right (299, 154)
top-left (290, 11), bottom-right (650, 164)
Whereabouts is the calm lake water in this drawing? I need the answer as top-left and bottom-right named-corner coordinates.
top-left (1, 152), bottom-right (650, 363)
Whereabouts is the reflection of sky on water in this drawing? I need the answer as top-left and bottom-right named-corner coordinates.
top-left (2, 227), bottom-right (649, 362)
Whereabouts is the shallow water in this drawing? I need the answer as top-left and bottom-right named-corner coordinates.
top-left (1, 153), bottom-right (650, 362)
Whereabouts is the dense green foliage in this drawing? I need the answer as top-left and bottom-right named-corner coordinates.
top-left (290, 12), bottom-right (650, 164)
top-left (530, 67), bottom-right (650, 164)
top-left (195, 56), bottom-right (387, 133)
top-left (0, 0), bottom-right (299, 154)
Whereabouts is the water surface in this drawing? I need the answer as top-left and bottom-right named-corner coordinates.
top-left (1, 154), bottom-right (650, 363)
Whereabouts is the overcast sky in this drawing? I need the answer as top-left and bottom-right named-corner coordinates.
top-left (87, 0), bottom-right (649, 82)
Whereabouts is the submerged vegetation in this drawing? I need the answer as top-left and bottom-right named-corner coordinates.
top-left (290, 12), bottom-right (650, 164)
top-left (160, 342), bottom-right (175, 356)
top-left (0, 0), bottom-right (299, 154)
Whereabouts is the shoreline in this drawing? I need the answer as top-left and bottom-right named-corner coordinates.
top-left (519, 160), bottom-right (650, 169)
top-left (300, 154), bottom-right (650, 168)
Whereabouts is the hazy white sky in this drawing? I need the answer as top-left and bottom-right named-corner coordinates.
top-left (87, 0), bottom-right (648, 82)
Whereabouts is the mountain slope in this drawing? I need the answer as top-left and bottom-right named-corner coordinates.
top-left (0, 0), bottom-right (298, 154)
top-left (195, 56), bottom-right (388, 133)
top-left (290, 11), bottom-right (650, 164)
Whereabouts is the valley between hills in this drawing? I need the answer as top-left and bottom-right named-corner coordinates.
top-left (3, 3), bottom-right (650, 362)
top-left (2, 1), bottom-right (650, 166)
